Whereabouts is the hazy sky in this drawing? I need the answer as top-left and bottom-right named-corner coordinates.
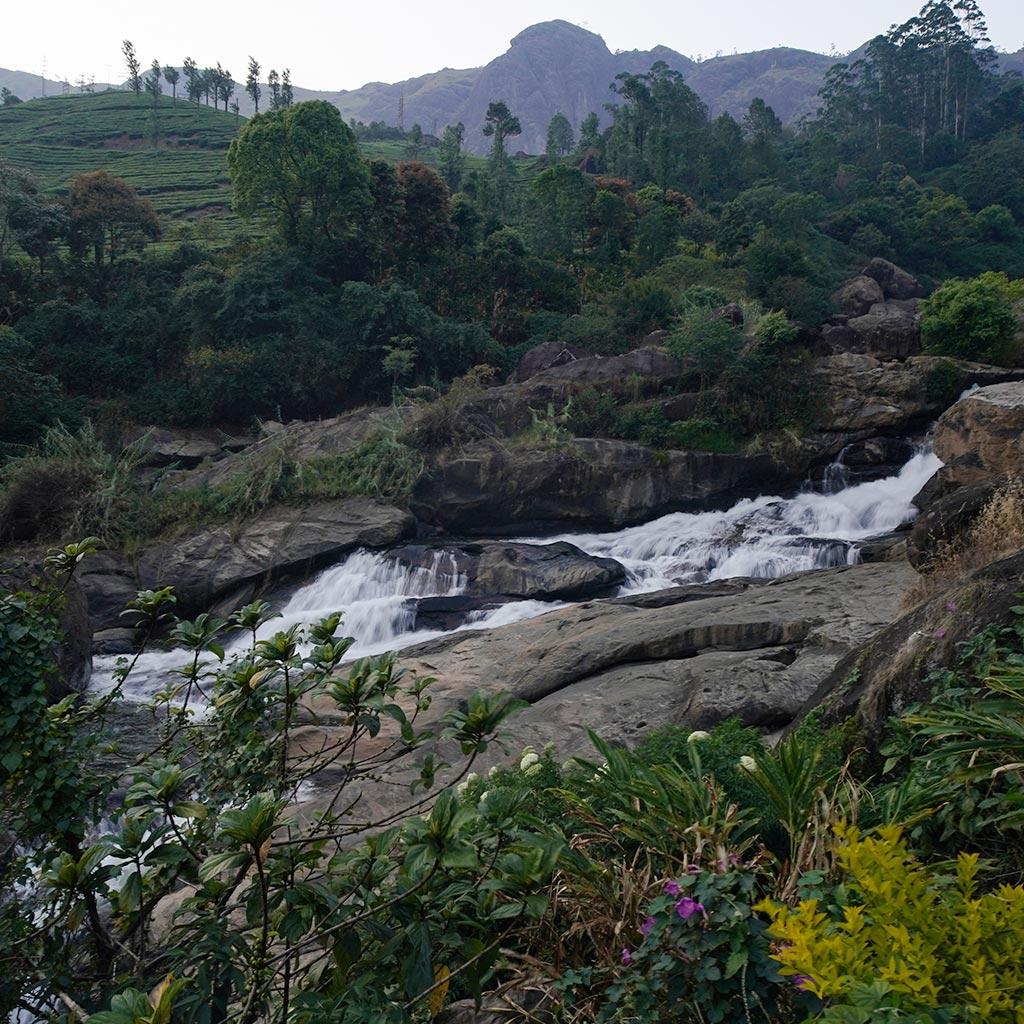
top-left (5, 0), bottom-right (1024, 91)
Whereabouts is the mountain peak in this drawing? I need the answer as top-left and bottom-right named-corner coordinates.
top-left (509, 20), bottom-right (608, 51)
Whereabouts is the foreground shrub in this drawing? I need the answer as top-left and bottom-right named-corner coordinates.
top-left (759, 825), bottom-right (1024, 1022)
top-left (921, 271), bottom-right (1023, 365)
top-left (597, 867), bottom-right (792, 1024)
top-left (0, 547), bottom-right (559, 1020)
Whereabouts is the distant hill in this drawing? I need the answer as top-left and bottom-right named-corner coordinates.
top-left (4, 22), bottom-right (1023, 156)
top-left (1, 24), bottom-right (838, 155)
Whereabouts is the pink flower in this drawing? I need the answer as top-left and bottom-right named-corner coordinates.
top-left (621, 947), bottom-right (632, 965)
top-left (640, 915), bottom-right (656, 936)
top-left (676, 897), bottom-right (705, 920)
top-left (946, 601), bottom-right (957, 612)
top-left (664, 880), bottom-right (682, 897)
top-left (935, 627), bottom-right (947, 639)
top-left (686, 864), bottom-right (701, 875)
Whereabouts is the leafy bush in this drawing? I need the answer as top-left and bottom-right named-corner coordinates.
top-left (924, 358), bottom-right (962, 404)
top-left (760, 825), bottom-right (1024, 1023)
top-left (599, 867), bottom-right (792, 1024)
top-left (921, 271), bottom-right (1023, 365)
top-left (0, 548), bottom-right (559, 1021)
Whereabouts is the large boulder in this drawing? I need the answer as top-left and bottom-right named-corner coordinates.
top-left (845, 300), bottom-right (921, 359)
top-left (861, 258), bottom-right (925, 301)
top-left (832, 276), bottom-right (885, 317)
top-left (512, 341), bottom-right (592, 383)
top-left (815, 354), bottom-right (1024, 433)
top-left (906, 481), bottom-right (998, 569)
top-left (932, 381), bottom-right (1024, 489)
top-left (392, 540), bottom-right (626, 601)
top-left (137, 498), bottom-right (415, 615)
top-left (410, 437), bottom-right (783, 532)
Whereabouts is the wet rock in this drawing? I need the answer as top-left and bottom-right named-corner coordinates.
top-left (137, 499), bottom-right (416, 615)
top-left (392, 561), bottom-right (916, 759)
top-left (861, 258), bottom-right (925, 301)
top-left (906, 481), bottom-right (998, 569)
top-left (392, 540), bottom-right (625, 601)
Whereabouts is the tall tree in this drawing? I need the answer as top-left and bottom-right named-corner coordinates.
top-left (438, 122), bottom-right (466, 191)
top-left (163, 65), bottom-right (180, 102)
top-left (66, 170), bottom-right (160, 268)
top-left (246, 57), bottom-right (261, 114)
top-left (267, 69), bottom-right (281, 110)
top-left (227, 100), bottom-right (371, 246)
top-left (145, 61), bottom-right (162, 102)
top-left (482, 101), bottom-right (521, 213)
top-left (182, 57), bottom-right (201, 104)
top-left (122, 40), bottom-right (141, 94)
top-left (217, 66), bottom-right (234, 112)
top-left (578, 111), bottom-right (601, 150)
top-left (545, 112), bottom-right (575, 160)
top-left (281, 69), bottom-right (293, 108)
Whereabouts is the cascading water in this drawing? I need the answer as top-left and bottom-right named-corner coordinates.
top-left (544, 448), bottom-right (942, 592)
top-left (91, 448), bottom-right (941, 702)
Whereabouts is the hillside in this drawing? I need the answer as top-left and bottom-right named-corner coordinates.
top-left (0, 90), bottom-right (243, 244)
top-left (0, 91), bottom-right (494, 245)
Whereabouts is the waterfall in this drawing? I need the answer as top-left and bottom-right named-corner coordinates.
top-left (91, 448), bottom-right (940, 702)
top-left (528, 448), bottom-right (942, 593)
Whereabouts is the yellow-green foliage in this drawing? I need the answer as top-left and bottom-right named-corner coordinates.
top-left (758, 825), bottom-right (1024, 1020)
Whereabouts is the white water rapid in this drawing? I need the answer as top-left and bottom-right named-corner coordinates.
top-left (91, 448), bottom-right (941, 702)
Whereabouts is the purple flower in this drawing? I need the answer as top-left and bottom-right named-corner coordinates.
top-left (664, 880), bottom-right (682, 897)
top-left (676, 897), bottom-right (705, 920)
top-left (792, 975), bottom-right (812, 990)
top-left (640, 915), bottom-right (656, 937)
top-left (621, 947), bottom-right (632, 965)
top-left (686, 864), bottom-right (701, 875)
top-left (935, 627), bottom-right (947, 639)
top-left (946, 601), bottom-right (957, 613)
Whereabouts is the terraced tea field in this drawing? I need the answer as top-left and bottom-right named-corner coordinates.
top-left (0, 91), bottom-right (245, 245)
top-left (0, 90), bottom-right (525, 248)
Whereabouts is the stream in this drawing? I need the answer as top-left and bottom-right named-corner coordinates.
top-left (91, 447), bottom-right (942, 702)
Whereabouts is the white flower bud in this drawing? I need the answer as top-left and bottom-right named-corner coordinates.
top-left (519, 752), bottom-right (540, 771)
top-left (687, 730), bottom-right (711, 743)
top-left (738, 755), bottom-right (758, 773)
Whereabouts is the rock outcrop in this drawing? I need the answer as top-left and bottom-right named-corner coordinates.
top-left (861, 258), bottom-right (926, 301)
top-left (411, 438), bottom-right (781, 532)
top-left (932, 381), bottom-right (1024, 489)
top-left (803, 550), bottom-right (1024, 746)
top-left (303, 562), bottom-right (916, 783)
top-left (815, 354), bottom-right (1024, 433)
top-left (137, 499), bottom-right (415, 615)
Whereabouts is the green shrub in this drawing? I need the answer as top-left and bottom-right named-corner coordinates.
top-left (677, 285), bottom-right (728, 312)
top-left (924, 358), bottom-right (962, 404)
top-left (921, 271), bottom-right (1023, 365)
top-left (597, 867), bottom-right (792, 1024)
